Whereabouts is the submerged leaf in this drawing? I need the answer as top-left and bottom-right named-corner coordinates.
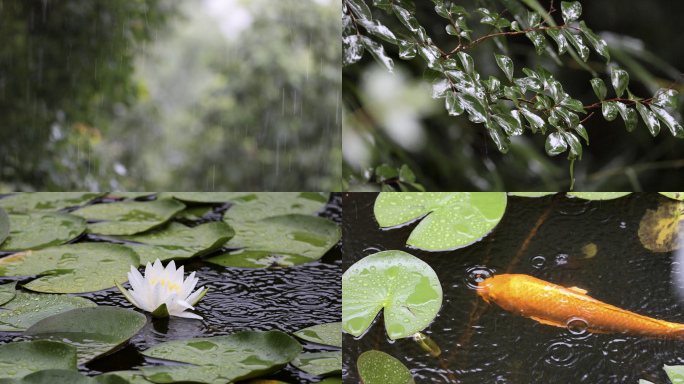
top-left (638, 200), bottom-right (684, 252)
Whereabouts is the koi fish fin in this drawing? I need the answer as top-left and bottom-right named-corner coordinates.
top-left (568, 286), bottom-right (588, 295)
top-left (529, 316), bottom-right (567, 328)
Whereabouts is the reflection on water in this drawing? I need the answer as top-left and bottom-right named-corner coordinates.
top-left (343, 193), bottom-right (684, 383)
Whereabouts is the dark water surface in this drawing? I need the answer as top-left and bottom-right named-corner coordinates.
top-left (0, 193), bottom-right (342, 383)
top-left (343, 192), bottom-right (684, 383)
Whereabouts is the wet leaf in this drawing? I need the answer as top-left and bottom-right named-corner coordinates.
top-left (0, 212), bottom-right (86, 252)
top-left (562, 131), bottom-right (582, 160)
top-left (392, 5), bottom-right (419, 32)
top-left (519, 108), bottom-right (546, 133)
top-left (560, 1), bottom-right (581, 24)
top-left (292, 351), bottom-right (342, 375)
top-left (101, 371), bottom-right (160, 384)
top-left (590, 78), bottom-right (607, 101)
top-left (345, 0), bottom-right (372, 20)
top-left (615, 103), bottom-right (638, 132)
top-left (71, 199), bottom-right (186, 236)
top-left (107, 192), bottom-right (157, 200)
top-left (546, 28), bottom-right (568, 54)
top-left (0, 369), bottom-right (131, 383)
top-left (139, 331), bottom-right (302, 384)
top-left (457, 52), bottom-right (475, 77)
top-left (514, 77), bottom-right (544, 93)
top-left (636, 103), bottom-right (661, 136)
top-left (0, 207), bottom-right (8, 247)
top-left (495, 54), bottom-right (514, 83)
top-left (563, 30), bottom-right (589, 61)
top-left (293, 322), bottom-right (342, 347)
top-left (579, 21), bottom-right (610, 64)
top-left (638, 200), bottom-right (684, 252)
top-left (399, 165), bottom-right (416, 183)
top-left (0, 243), bottom-right (139, 293)
top-left (360, 36), bottom-right (394, 73)
top-left (431, 79), bottom-right (450, 99)
top-left (602, 101), bottom-right (619, 121)
top-left (574, 124), bottom-right (590, 145)
top-left (0, 291), bottom-right (96, 332)
top-left (0, 193), bottom-right (104, 213)
top-left (356, 18), bottom-right (397, 44)
top-left (23, 307), bottom-right (146, 365)
top-left (458, 94), bottom-right (488, 123)
top-left (374, 192), bottom-right (507, 250)
top-left (526, 30), bottom-right (547, 55)
top-left (545, 132), bottom-right (567, 156)
top-left (343, 35), bottom-right (364, 66)
top-left (509, 192), bottom-right (556, 197)
top-left (342, 250), bottom-right (442, 339)
top-left (653, 88), bottom-right (679, 109)
top-left (397, 40), bottom-right (417, 60)
top-left (222, 193), bottom-right (329, 225)
top-left (375, 165), bottom-right (399, 181)
top-left (492, 113), bottom-right (523, 136)
top-left (475, 8), bottom-right (511, 30)
top-left (610, 67), bottom-right (629, 98)
top-left (560, 98), bottom-right (586, 113)
top-left (650, 105), bottom-right (684, 138)
top-left (445, 92), bottom-right (463, 116)
top-left (175, 206), bottom-right (213, 221)
top-left (0, 282), bottom-right (16, 307)
top-left (357, 351), bottom-right (414, 384)
top-left (0, 341), bottom-right (77, 379)
top-left (664, 364), bottom-right (684, 384)
top-left (568, 193), bottom-right (632, 200)
top-left (488, 124), bottom-right (511, 154)
top-left (659, 193), bottom-right (684, 201)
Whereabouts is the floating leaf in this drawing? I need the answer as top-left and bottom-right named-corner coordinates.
top-left (222, 193), bottom-right (329, 226)
top-left (590, 78), bottom-right (607, 101)
top-left (175, 206), bottom-right (213, 221)
top-left (0, 212), bottom-right (86, 252)
top-left (357, 351), bottom-right (414, 384)
top-left (71, 199), bottom-right (186, 236)
top-left (100, 371), bottom-right (154, 384)
top-left (636, 103), bottom-right (661, 136)
top-left (293, 322), bottom-right (342, 347)
top-left (342, 250), bottom-right (442, 339)
top-left (0, 207), bottom-right (8, 247)
top-left (560, 1), bottom-right (582, 24)
top-left (0, 243), bottom-right (139, 293)
top-left (545, 132), bottom-right (567, 156)
top-left (579, 21), bottom-right (610, 64)
top-left (509, 192), bottom-right (556, 197)
top-left (107, 192), bottom-right (157, 200)
top-left (0, 193), bottom-right (104, 212)
top-left (638, 200), bottom-right (684, 252)
top-left (495, 54), bottom-right (514, 83)
top-left (660, 193), bottom-right (684, 201)
top-left (0, 369), bottom-right (131, 383)
top-left (568, 193), bottom-right (632, 200)
top-left (0, 341), bottom-right (77, 379)
top-left (664, 364), bottom-right (684, 384)
top-left (292, 351), bottom-right (342, 375)
top-left (139, 331), bottom-right (302, 384)
top-left (374, 193), bottom-right (507, 250)
top-left (650, 105), bottom-right (684, 138)
top-left (0, 291), bottom-right (96, 332)
top-left (610, 67), bottom-right (629, 98)
top-left (0, 282), bottom-right (16, 307)
top-left (23, 306), bottom-right (147, 365)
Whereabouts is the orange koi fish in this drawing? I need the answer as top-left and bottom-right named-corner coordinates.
top-left (477, 274), bottom-right (684, 339)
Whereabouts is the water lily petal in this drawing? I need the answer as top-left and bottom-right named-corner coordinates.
top-left (128, 288), bottom-right (149, 311)
top-left (174, 299), bottom-right (194, 310)
top-left (172, 311), bottom-right (203, 320)
top-left (162, 260), bottom-right (177, 282)
top-left (144, 262), bottom-right (156, 282)
top-left (184, 287), bottom-right (205, 307)
top-left (128, 266), bottom-right (145, 292)
top-left (152, 259), bottom-right (164, 280)
top-left (172, 265), bottom-right (184, 285)
top-left (179, 272), bottom-right (198, 299)
top-left (150, 281), bottom-right (165, 310)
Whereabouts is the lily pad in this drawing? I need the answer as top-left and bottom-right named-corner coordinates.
top-left (0, 193), bottom-right (105, 212)
top-left (206, 215), bottom-right (341, 268)
top-left (374, 192), bottom-right (507, 250)
top-left (293, 322), bottom-right (342, 347)
top-left (357, 351), bottom-right (414, 384)
top-left (23, 306), bottom-right (147, 365)
top-left (71, 199), bottom-right (186, 236)
top-left (342, 250), bottom-right (443, 340)
top-left (660, 193), bottom-right (684, 201)
top-left (664, 364), bottom-right (684, 384)
top-left (160, 192), bottom-right (254, 203)
top-left (109, 222), bottom-right (235, 265)
top-left (0, 207), bottom-right (9, 247)
top-left (0, 282), bottom-right (17, 306)
top-left (0, 291), bottom-right (96, 331)
top-left (638, 200), bottom-right (684, 252)
top-left (100, 371), bottom-right (152, 384)
top-left (0, 212), bottom-right (86, 252)
top-left (508, 192), bottom-right (556, 197)
top-left (222, 193), bottom-right (329, 225)
top-left (316, 378), bottom-right (342, 384)
top-left (175, 206), bottom-right (213, 221)
top-left (567, 192), bottom-right (631, 200)
top-left (0, 369), bottom-right (130, 384)
top-left (0, 341), bottom-right (77, 379)
top-left (139, 331), bottom-right (302, 384)
top-left (0, 243), bottom-right (140, 293)
top-left (291, 351), bottom-right (342, 375)
top-left (106, 192), bottom-right (157, 200)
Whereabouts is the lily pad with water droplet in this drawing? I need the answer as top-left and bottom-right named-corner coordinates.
top-left (207, 215), bottom-right (340, 268)
top-left (0, 212), bottom-right (86, 252)
top-left (357, 351), bottom-right (414, 384)
top-left (23, 306), bottom-right (147, 365)
top-left (106, 192), bottom-right (157, 200)
top-left (567, 192), bottom-right (631, 200)
top-left (0, 243), bottom-right (140, 293)
top-left (99, 371), bottom-right (152, 384)
top-left (0, 207), bottom-right (9, 247)
top-left (664, 364), bottom-right (684, 384)
top-left (293, 322), bottom-right (342, 347)
top-left (0, 341), bottom-right (77, 379)
top-left (71, 199), bottom-right (186, 236)
top-left (291, 351), bottom-right (342, 375)
top-left (0, 193), bottom-right (105, 213)
top-left (222, 192), bottom-right (330, 225)
top-left (374, 192), bottom-right (507, 250)
top-left (175, 206), bottom-right (213, 221)
top-left (0, 282), bottom-right (16, 307)
top-left (342, 250), bottom-right (442, 340)
top-left (0, 291), bottom-right (96, 331)
top-left (660, 193), bottom-right (684, 201)
top-left (139, 330), bottom-right (302, 384)
top-left (638, 200), bottom-right (684, 253)
top-left (0, 369), bottom-right (131, 384)
top-left (159, 192), bottom-right (255, 203)
top-left (107, 222), bottom-right (235, 265)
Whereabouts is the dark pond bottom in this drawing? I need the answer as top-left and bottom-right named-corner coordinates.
top-left (343, 192), bottom-right (684, 384)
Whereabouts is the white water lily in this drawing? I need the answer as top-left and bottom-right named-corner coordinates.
top-left (115, 259), bottom-right (208, 319)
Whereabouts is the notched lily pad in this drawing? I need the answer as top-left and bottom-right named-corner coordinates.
top-left (0, 212), bottom-right (86, 252)
top-left (291, 351), bottom-right (342, 375)
top-left (342, 250), bottom-right (443, 340)
top-left (0, 291), bottom-right (96, 331)
top-left (0, 243), bottom-right (139, 293)
top-left (357, 350), bottom-right (414, 384)
top-left (293, 322), bottom-right (342, 347)
top-left (0, 341), bottom-right (77, 379)
top-left (638, 200), bottom-right (684, 252)
top-left (71, 199), bottom-right (186, 236)
top-left (0, 193), bottom-right (105, 212)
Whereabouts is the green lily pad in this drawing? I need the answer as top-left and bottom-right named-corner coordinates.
top-left (0, 243), bottom-right (140, 293)
top-left (291, 351), bottom-right (342, 375)
top-left (508, 192), bottom-right (556, 197)
top-left (0, 369), bottom-right (130, 384)
top-left (316, 378), bottom-right (342, 384)
top-left (342, 250), bottom-right (443, 340)
top-left (0, 212), bottom-right (86, 252)
top-left (100, 371), bottom-right (152, 384)
top-left (106, 192), bottom-right (157, 200)
top-left (567, 192), bottom-right (631, 200)
top-left (243, 380), bottom-right (290, 384)
top-left (293, 322), bottom-right (342, 347)
top-left (0, 193), bottom-right (105, 212)
top-left (660, 193), bottom-right (684, 201)
top-left (206, 215), bottom-right (340, 268)
top-left (0, 207), bottom-right (9, 247)
top-left (357, 351), bottom-right (414, 384)
top-left (71, 199), bottom-right (186, 236)
top-left (0, 291), bottom-right (96, 331)
top-left (139, 331), bottom-right (302, 384)
top-left (160, 192), bottom-right (254, 203)
top-left (0, 282), bottom-right (17, 306)
top-left (222, 193), bottom-right (330, 225)
top-left (23, 306), bottom-right (147, 365)
top-left (664, 364), bottom-right (684, 384)
top-left (374, 192), bottom-right (507, 250)
top-left (175, 206), bottom-right (213, 221)
top-left (639, 380), bottom-right (654, 384)
top-left (109, 222), bottom-right (235, 265)
top-left (0, 341), bottom-right (77, 379)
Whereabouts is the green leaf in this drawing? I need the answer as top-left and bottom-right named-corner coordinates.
top-left (99, 371), bottom-right (152, 384)
top-left (397, 40), bottom-right (417, 60)
top-left (659, 193), bottom-right (684, 201)
top-left (0, 212), bottom-right (86, 252)
top-left (374, 192), bottom-right (507, 250)
top-left (222, 192), bottom-right (329, 226)
top-left (547, 79), bottom-right (566, 103)
top-left (574, 124), bottom-right (589, 144)
top-left (546, 28), bottom-right (568, 54)
top-left (0, 291), bottom-right (96, 332)
top-left (0, 207), bottom-right (8, 248)
top-left (514, 77), bottom-right (544, 93)
top-left (346, 0), bottom-right (372, 20)
top-left (527, 10), bottom-right (541, 27)
top-left (292, 351), bottom-right (342, 375)
top-left (139, 331), bottom-right (302, 384)
top-left (71, 199), bottom-right (186, 236)
top-left (602, 101), bottom-right (619, 121)
top-left (449, 4), bottom-right (469, 17)
top-left (423, 67), bottom-right (443, 83)
top-left (563, 30), bottom-right (589, 61)
top-left (375, 164), bottom-right (399, 181)
top-left (417, 45), bottom-right (441, 69)
top-left (458, 94), bottom-right (488, 123)
top-left (495, 54), bottom-right (514, 83)
top-left (356, 18), bottom-right (398, 44)
top-left (475, 8), bottom-right (511, 30)
top-left (545, 132), bottom-right (568, 156)
top-left (650, 105), bottom-right (684, 138)
top-left (509, 192), bottom-right (556, 197)
top-left (457, 52), bottom-right (475, 77)
top-left (493, 113), bottom-right (523, 136)
top-left (0, 193), bottom-right (105, 212)
top-left (0, 282), bottom-right (16, 307)
top-left (568, 193), bottom-right (631, 200)
top-left (360, 36), bottom-right (394, 73)
top-left (343, 35), bottom-right (363, 66)
top-left (294, 322), bottom-right (342, 347)
top-left (636, 103), bottom-right (661, 136)
top-left (615, 103), bottom-right (639, 132)
top-left (560, 98), bottom-right (586, 113)
top-left (562, 131), bottom-right (582, 160)
top-left (610, 67), bottom-right (629, 98)
top-left (519, 107), bottom-right (546, 133)
top-left (445, 92), bottom-right (464, 116)
top-left (487, 76), bottom-right (501, 93)
top-left (579, 21), bottom-right (610, 64)
top-left (560, 1), bottom-right (582, 24)
top-left (160, 192), bottom-right (253, 203)
top-left (342, 250), bottom-right (442, 339)
top-left (590, 78), bottom-right (607, 101)
top-left (0, 341), bottom-right (77, 379)
top-left (526, 30), bottom-right (547, 55)
top-left (452, 17), bottom-right (472, 41)
top-left (175, 205), bottom-right (213, 221)
top-left (316, 377), bottom-right (343, 384)
top-left (488, 124), bottom-right (511, 154)
top-left (392, 5), bottom-right (419, 32)
top-left (654, 88), bottom-right (679, 109)
top-left (0, 243), bottom-right (139, 293)
top-left (357, 351), bottom-right (414, 384)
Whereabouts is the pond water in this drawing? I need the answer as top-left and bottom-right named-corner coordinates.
top-left (343, 192), bottom-right (684, 383)
top-left (0, 193), bottom-right (341, 383)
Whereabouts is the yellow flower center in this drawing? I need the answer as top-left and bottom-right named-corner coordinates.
top-left (151, 279), bottom-right (180, 293)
